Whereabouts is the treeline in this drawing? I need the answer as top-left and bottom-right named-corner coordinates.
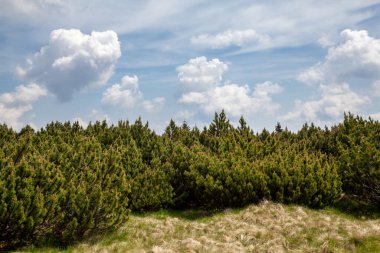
top-left (0, 112), bottom-right (379, 249)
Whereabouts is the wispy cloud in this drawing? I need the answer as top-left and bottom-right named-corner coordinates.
top-left (191, 29), bottom-right (271, 49)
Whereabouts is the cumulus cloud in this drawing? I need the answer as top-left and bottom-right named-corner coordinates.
top-left (176, 56), bottom-right (228, 92)
top-left (179, 82), bottom-right (282, 117)
top-left (0, 83), bottom-right (47, 129)
top-left (19, 29), bottom-right (121, 102)
top-left (282, 83), bottom-right (370, 123)
top-left (191, 29), bottom-right (271, 49)
top-left (102, 75), bottom-right (142, 108)
top-left (102, 75), bottom-right (165, 112)
top-left (0, 83), bottom-right (47, 104)
top-left (0, 104), bottom-right (32, 129)
top-left (287, 29), bottom-right (379, 127)
top-left (298, 29), bottom-right (380, 85)
top-left (177, 57), bottom-right (282, 117)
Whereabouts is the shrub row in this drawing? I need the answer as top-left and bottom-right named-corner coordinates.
top-left (0, 112), bottom-right (378, 248)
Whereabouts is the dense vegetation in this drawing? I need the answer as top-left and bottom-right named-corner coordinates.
top-left (0, 112), bottom-right (379, 249)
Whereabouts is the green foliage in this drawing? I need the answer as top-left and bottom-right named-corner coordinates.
top-left (0, 111), bottom-right (378, 249)
top-left (53, 136), bottom-right (130, 244)
top-left (258, 149), bottom-right (341, 208)
top-left (0, 126), bottom-right (130, 248)
top-left (334, 114), bottom-right (380, 205)
top-left (129, 160), bottom-right (173, 211)
top-left (0, 130), bottom-right (63, 247)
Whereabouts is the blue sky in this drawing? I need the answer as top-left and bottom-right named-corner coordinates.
top-left (1, 0), bottom-right (380, 132)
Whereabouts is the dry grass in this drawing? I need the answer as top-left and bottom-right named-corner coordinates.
top-left (18, 201), bottom-right (380, 253)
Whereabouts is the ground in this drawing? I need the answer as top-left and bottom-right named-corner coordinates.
top-left (17, 201), bottom-right (380, 253)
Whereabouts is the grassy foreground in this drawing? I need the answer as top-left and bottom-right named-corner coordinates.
top-left (16, 201), bottom-right (380, 253)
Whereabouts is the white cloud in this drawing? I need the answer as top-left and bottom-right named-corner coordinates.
top-left (180, 82), bottom-right (282, 117)
top-left (289, 29), bottom-right (380, 128)
top-left (1, 1), bottom-right (375, 38)
top-left (253, 81), bottom-right (283, 96)
top-left (89, 109), bottom-right (111, 123)
top-left (102, 75), bottom-right (142, 108)
top-left (0, 83), bottom-right (47, 129)
top-left (298, 29), bottom-right (380, 85)
top-left (191, 29), bottom-right (271, 49)
top-left (297, 65), bottom-right (325, 86)
top-left (1, 2), bottom-right (379, 132)
top-left (71, 117), bottom-right (88, 128)
top-left (102, 75), bottom-right (165, 112)
top-left (176, 56), bottom-right (228, 92)
top-left (69, 110), bottom-right (129, 132)
top-left (0, 1), bottom-right (377, 73)
top-left (0, 0), bottom-right (66, 15)
top-left (372, 80), bottom-right (380, 97)
top-left (0, 83), bottom-right (47, 104)
top-left (19, 29), bottom-right (121, 102)
top-left (318, 35), bottom-right (335, 48)
top-left (369, 112), bottom-right (380, 121)
top-left (142, 97), bottom-right (165, 112)
top-left (177, 57), bottom-right (282, 117)
top-left (0, 104), bottom-right (32, 130)
top-left (282, 83), bottom-right (370, 123)
top-left (175, 110), bottom-right (196, 121)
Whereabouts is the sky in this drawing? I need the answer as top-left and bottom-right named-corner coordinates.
top-left (1, 0), bottom-right (380, 133)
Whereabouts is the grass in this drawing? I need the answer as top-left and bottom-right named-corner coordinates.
top-left (15, 201), bottom-right (380, 253)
